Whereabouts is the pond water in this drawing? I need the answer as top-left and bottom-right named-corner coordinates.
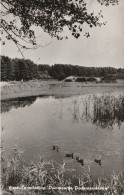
top-left (1, 91), bottom-right (124, 180)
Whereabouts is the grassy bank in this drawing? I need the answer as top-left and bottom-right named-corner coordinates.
top-left (1, 148), bottom-right (124, 195)
top-left (1, 80), bottom-right (124, 100)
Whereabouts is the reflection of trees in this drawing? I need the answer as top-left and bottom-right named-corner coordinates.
top-left (72, 100), bottom-right (80, 123)
top-left (59, 99), bottom-right (63, 120)
top-left (1, 96), bottom-right (37, 113)
top-left (2, 94), bottom-right (124, 129)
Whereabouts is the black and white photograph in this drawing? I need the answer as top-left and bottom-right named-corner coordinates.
top-left (1, 0), bottom-right (124, 194)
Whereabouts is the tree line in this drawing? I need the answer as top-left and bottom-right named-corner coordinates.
top-left (1, 56), bottom-right (124, 81)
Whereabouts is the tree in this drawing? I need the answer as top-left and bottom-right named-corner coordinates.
top-left (1, 56), bottom-right (124, 81)
top-left (1, 0), bottom-right (119, 51)
top-left (1, 56), bottom-right (15, 80)
top-left (25, 59), bottom-right (40, 79)
top-left (14, 59), bottom-right (28, 80)
top-left (12, 58), bottom-right (40, 80)
top-left (1, 57), bottom-right (7, 81)
top-left (50, 64), bottom-right (66, 80)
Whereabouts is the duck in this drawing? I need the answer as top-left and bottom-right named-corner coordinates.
top-left (76, 157), bottom-right (84, 166)
top-left (76, 156), bottom-right (79, 161)
top-left (65, 153), bottom-right (73, 159)
top-left (52, 145), bottom-right (60, 152)
top-left (94, 159), bottom-right (101, 166)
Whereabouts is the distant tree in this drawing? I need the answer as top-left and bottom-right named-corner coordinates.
top-left (25, 59), bottom-right (40, 80)
top-left (50, 64), bottom-right (66, 80)
top-left (1, 57), bottom-right (7, 81)
top-left (38, 64), bottom-right (51, 73)
top-left (13, 58), bottom-right (40, 80)
top-left (14, 59), bottom-right (28, 80)
top-left (1, 56), bottom-right (15, 81)
top-left (1, 0), bottom-right (119, 51)
top-left (1, 56), bottom-right (123, 81)
top-left (62, 64), bottom-right (73, 77)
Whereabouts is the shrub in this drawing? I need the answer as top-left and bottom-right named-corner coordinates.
top-left (87, 77), bottom-right (97, 82)
top-left (75, 77), bottom-right (87, 82)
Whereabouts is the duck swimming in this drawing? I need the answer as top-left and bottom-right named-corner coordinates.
top-left (94, 159), bottom-right (101, 166)
top-left (65, 153), bottom-right (73, 159)
top-left (52, 145), bottom-right (60, 152)
top-left (76, 157), bottom-right (84, 166)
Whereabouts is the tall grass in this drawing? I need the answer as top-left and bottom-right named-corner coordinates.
top-left (73, 94), bottom-right (124, 129)
top-left (93, 94), bottom-right (124, 128)
top-left (1, 147), bottom-right (124, 195)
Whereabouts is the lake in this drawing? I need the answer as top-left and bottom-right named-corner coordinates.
top-left (1, 87), bottom-right (124, 180)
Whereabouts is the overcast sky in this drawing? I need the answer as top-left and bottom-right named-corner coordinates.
top-left (1, 0), bottom-right (124, 68)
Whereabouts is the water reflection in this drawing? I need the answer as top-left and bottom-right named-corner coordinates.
top-left (92, 95), bottom-right (124, 129)
top-left (1, 93), bottom-right (124, 179)
top-left (1, 96), bottom-right (37, 113)
top-left (1, 94), bottom-right (124, 129)
top-left (61, 94), bottom-right (124, 129)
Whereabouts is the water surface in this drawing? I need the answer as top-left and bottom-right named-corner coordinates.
top-left (1, 91), bottom-right (124, 179)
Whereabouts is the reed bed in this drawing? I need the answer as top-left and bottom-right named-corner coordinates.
top-left (92, 94), bottom-right (124, 128)
top-left (74, 94), bottom-right (124, 129)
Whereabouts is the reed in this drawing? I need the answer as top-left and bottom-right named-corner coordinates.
top-left (1, 147), bottom-right (124, 195)
top-left (78, 94), bottom-right (124, 129)
top-left (93, 94), bottom-right (124, 128)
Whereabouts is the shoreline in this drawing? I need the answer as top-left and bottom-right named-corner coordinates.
top-left (1, 80), bottom-right (124, 101)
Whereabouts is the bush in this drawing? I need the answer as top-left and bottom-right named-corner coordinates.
top-left (75, 77), bottom-right (87, 82)
top-left (87, 77), bottom-right (97, 82)
top-left (64, 79), bottom-right (73, 82)
top-left (102, 75), bottom-right (116, 81)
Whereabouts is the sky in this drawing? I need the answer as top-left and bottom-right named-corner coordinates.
top-left (1, 0), bottom-right (124, 68)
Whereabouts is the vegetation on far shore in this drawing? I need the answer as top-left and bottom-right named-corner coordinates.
top-left (1, 56), bottom-right (124, 82)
